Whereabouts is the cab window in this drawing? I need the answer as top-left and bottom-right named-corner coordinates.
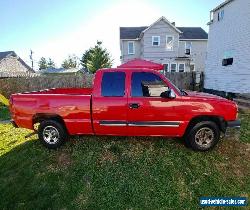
top-left (101, 72), bottom-right (125, 97)
top-left (131, 72), bottom-right (168, 97)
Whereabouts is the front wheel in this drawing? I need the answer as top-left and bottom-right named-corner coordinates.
top-left (186, 121), bottom-right (220, 151)
top-left (38, 120), bottom-right (67, 149)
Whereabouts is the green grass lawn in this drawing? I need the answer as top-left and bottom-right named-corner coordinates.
top-left (0, 115), bottom-right (249, 209)
top-left (0, 105), bottom-right (10, 121)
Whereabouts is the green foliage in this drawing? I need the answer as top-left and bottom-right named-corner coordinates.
top-left (0, 114), bottom-right (249, 209)
top-left (81, 41), bottom-right (113, 73)
top-left (38, 57), bottom-right (56, 70)
top-left (239, 113), bottom-right (250, 143)
top-left (80, 49), bottom-right (92, 69)
top-left (38, 57), bottom-right (48, 70)
top-left (61, 55), bottom-right (78, 69)
top-left (0, 105), bottom-right (10, 121)
top-left (47, 58), bottom-right (56, 69)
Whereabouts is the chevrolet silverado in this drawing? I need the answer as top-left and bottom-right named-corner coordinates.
top-left (9, 68), bottom-right (240, 151)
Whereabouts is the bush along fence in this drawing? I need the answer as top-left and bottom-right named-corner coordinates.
top-left (0, 72), bottom-right (203, 98)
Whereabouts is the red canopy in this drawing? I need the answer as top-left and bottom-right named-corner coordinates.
top-left (117, 59), bottom-right (163, 70)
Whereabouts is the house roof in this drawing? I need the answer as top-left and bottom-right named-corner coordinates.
top-left (178, 27), bottom-right (208, 39)
top-left (0, 51), bottom-right (16, 61)
top-left (141, 17), bottom-right (182, 35)
top-left (211, 0), bottom-right (234, 12)
top-left (40, 68), bottom-right (83, 74)
top-left (120, 23), bottom-right (208, 40)
top-left (120, 26), bottom-right (148, 39)
top-left (0, 51), bottom-right (34, 72)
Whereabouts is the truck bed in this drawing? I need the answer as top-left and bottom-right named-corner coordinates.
top-left (10, 88), bottom-right (93, 135)
top-left (20, 88), bottom-right (93, 95)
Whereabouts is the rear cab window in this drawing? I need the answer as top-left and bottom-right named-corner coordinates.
top-left (101, 72), bottom-right (126, 97)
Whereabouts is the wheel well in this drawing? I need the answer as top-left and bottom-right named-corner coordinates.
top-left (184, 115), bottom-right (226, 137)
top-left (32, 113), bottom-right (67, 131)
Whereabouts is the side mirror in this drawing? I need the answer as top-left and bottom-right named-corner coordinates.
top-left (160, 89), bottom-right (176, 99)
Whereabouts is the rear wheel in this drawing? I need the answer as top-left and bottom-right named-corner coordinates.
top-left (186, 121), bottom-right (220, 151)
top-left (38, 120), bottom-right (67, 149)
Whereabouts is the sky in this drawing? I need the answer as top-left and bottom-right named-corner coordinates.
top-left (0, 0), bottom-right (224, 70)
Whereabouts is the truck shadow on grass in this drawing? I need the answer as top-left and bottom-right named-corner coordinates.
top-left (0, 131), bottom-right (249, 210)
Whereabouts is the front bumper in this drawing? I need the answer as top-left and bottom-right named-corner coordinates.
top-left (227, 120), bottom-right (241, 128)
top-left (10, 119), bottom-right (18, 128)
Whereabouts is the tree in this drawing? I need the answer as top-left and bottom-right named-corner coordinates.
top-left (47, 58), bottom-right (55, 69)
top-left (61, 55), bottom-right (78, 69)
top-left (80, 49), bottom-right (93, 69)
top-left (38, 57), bottom-right (48, 70)
top-left (81, 41), bottom-right (113, 73)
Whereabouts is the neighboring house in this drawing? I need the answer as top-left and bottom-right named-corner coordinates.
top-left (205, 0), bottom-right (250, 94)
top-left (0, 51), bottom-right (34, 73)
top-left (120, 16), bottom-right (208, 72)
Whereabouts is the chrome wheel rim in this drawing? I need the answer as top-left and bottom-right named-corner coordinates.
top-left (195, 127), bottom-right (214, 149)
top-left (43, 126), bottom-right (60, 144)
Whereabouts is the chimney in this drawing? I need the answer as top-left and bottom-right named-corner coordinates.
top-left (171, 22), bottom-right (175, 26)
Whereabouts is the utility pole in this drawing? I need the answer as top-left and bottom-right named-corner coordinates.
top-left (30, 50), bottom-right (34, 70)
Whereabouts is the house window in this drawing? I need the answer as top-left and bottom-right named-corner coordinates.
top-left (222, 58), bottom-right (233, 66)
top-left (163, 63), bottom-right (169, 73)
top-left (170, 63), bottom-right (177, 72)
top-left (166, 36), bottom-right (174, 51)
top-left (152, 36), bottom-right (160, 46)
top-left (190, 63), bottom-right (195, 71)
top-left (178, 63), bottom-right (185, 72)
top-left (218, 10), bottom-right (224, 21)
top-left (128, 41), bottom-right (135, 55)
top-left (185, 42), bottom-right (192, 55)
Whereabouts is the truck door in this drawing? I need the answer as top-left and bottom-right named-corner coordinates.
top-left (92, 71), bottom-right (128, 135)
top-left (127, 71), bottom-right (181, 136)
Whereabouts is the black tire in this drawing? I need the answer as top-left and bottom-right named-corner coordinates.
top-left (185, 121), bottom-right (220, 151)
top-left (38, 120), bottom-right (67, 149)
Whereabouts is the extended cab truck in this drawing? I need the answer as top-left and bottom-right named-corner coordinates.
top-left (9, 68), bottom-right (240, 151)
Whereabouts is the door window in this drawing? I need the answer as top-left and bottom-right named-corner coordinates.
top-left (131, 72), bottom-right (168, 97)
top-left (101, 72), bottom-right (126, 97)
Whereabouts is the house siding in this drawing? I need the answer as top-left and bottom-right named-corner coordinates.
top-left (178, 40), bottom-right (207, 72)
top-left (120, 40), bottom-right (141, 63)
top-left (120, 18), bottom-right (208, 72)
top-left (142, 20), bottom-right (179, 61)
top-left (205, 0), bottom-right (250, 93)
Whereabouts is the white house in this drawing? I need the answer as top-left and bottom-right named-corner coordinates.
top-left (120, 17), bottom-right (208, 72)
top-left (204, 0), bottom-right (250, 94)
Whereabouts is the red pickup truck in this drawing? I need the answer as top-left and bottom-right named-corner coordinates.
top-left (9, 68), bottom-right (240, 151)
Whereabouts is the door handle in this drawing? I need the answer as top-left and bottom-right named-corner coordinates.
top-left (129, 103), bottom-right (140, 109)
